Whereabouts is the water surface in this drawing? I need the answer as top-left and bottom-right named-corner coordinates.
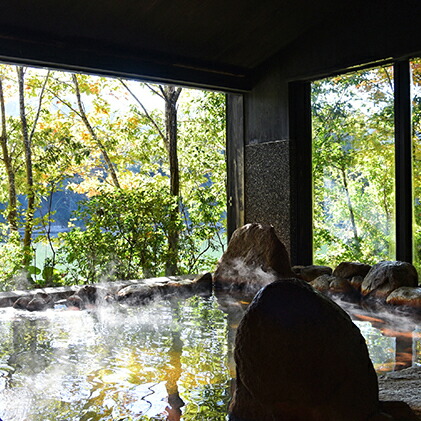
top-left (0, 294), bottom-right (419, 421)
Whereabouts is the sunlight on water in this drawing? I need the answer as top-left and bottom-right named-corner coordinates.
top-left (0, 295), bottom-right (419, 421)
top-left (0, 296), bottom-right (231, 421)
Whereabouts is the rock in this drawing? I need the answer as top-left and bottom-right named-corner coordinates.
top-left (333, 262), bottom-right (372, 279)
top-left (67, 294), bottom-right (84, 309)
top-left (213, 223), bottom-right (294, 290)
top-left (297, 265), bottom-right (333, 282)
top-left (329, 277), bottom-right (354, 294)
top-left (350, 275), bottom-right (364, 292)
top-left (117, 284), bottom-right (154, 304)
top-left (191, 272), bottom-right (213, 295)
top-left (291, 265), bottom-right (304, 277)
top-left (361, 261), bottom-right (419, 300)
top-left (309, 274), bottom-right (332, 293)
top-left (386, 287), bottom-right (421, 309)
top-left (75, 285), bottom-right (97, 304)
top-left (379, 401), bottom-right (418, 420)
top-left (13, 296), bottom-right (32, 310)
top-left (27, 296), bottom-right (48, 311)
top-left (229, 278), bottom-right (381, 421)
top-left (379, 366), bottom-right (421, 419)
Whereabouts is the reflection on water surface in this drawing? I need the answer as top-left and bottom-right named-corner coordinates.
top-left (0, 294), bottom-right (419, 420)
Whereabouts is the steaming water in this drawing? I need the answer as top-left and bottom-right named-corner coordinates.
top-left (0, 294), bottom-right (419, 421)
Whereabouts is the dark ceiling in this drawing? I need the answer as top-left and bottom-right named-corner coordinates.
top-left (0, 0), bottom-right (420, 91)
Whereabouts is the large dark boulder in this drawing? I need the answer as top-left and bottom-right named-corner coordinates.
top-left (361, 261), bottom-right (419, 300)
top-left (213, 223), bottom-right (294, 290)
top-left (229, 278), bottom-right (382, 421)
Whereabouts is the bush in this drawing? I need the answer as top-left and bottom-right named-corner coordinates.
top-left (59, 188), bottom-right (181, 283)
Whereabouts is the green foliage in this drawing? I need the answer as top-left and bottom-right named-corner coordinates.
top-left (59, 187), bottom-right (182, 283)
top-left (0, 64), bottom-right (227, 289)
top-left (0, 229), bottom-right (24, 291)
top-left (312, 66), bottom-right (395, 266)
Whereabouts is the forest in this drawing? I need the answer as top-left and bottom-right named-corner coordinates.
top-left (312, 59), bottom-right (421, 271)
top-left (1, 59), bottom-right (421, 292)
top-left (0, 65), bottom-right (226, 290)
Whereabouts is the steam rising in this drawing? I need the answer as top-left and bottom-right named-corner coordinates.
top-left (220, 257), bottom-right (278, 292)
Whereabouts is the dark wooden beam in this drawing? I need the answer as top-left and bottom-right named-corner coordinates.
top-left (289, 81), bottom-right (313, 265)
top-left (0, 33), bottom-right (251, 93)
top-left (394, 60), bottom-right (413, 263)
top-left (226, 94), bottom-right (245, 240)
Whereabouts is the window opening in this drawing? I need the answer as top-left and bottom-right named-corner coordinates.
top-left (0, 64), bottom-right (227, 288)
top-left (312, 66), bottom-right (395, 266)
top-left (411, 57), bottom-right (421, 272)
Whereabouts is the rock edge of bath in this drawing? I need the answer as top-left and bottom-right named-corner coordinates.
top-left (0, 273), bottom-right (213, 311)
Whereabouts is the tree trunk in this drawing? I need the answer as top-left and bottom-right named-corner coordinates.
top-left (340, 167), bottom-right (360, 251)
top-left (163, 86), bottom-right (181, 275)
top-left (0, 78), bottom-right (18, 231)
top-left (18, 66), bottom-right (35, 266)
top-left (120, 81), bottom-right (182, 275)
top-left (72, 74), bottom-right (121, 189)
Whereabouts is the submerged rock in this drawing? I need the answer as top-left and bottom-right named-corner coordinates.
top-left (229, 278), bottom-right (382, 421)
top-left (361, 261), bottom-right (419, 300)
top-left (213, 223), bottom-right (294, 290)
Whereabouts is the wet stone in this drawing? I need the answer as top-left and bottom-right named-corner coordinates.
top-left (229, 278), bottom-right (380, 421)
top-left (329, 277), bottom-right (354, 294)
top-left (75, 285), bottom-right (97, 304)
top-left (297, 265), bottom-right (333, 282)
top-left (13, 296), bottom-right (32, 310)
top-left (350, 275), bottom-right (365, 292)
top-left (309, 274), bottom-right (332, 293)
top-left (117, 284), bottom-right (155, 304)
top-left (333, 262), bottom-right (372, 279)
top-left (213, 223), bottom-right (294, 290)
top-left (27, 296), bottom-right (49, 311)
top-left (386, 287), bottom-right (421, 310)
top-left (67, 295), bottom-right (85, 309)
top-left (362, 261), bottom-right (419, 300)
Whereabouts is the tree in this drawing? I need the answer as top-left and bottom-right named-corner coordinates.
top-left (312, 66), bottom-right (395, 265)
top-left (72, 74), bottom-right (121, 189)
top-left (0, 67), bottom-right (18, 231)
top-left (120, 81), bottom-right (182, 275)
top-left (0, 64), bottom-right (227, 288)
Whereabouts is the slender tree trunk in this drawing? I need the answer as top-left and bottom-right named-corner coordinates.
top-left (340, 167), bottom-right (360, 249)
top-left (72, 74), bottom-right (121, 189)
top-left (0, 78), bottom-right (18, 231)
top-left (17, 66), bottom-right (35, 266)
top-left (163, 85), bottom-right (181, 275)
top-left (120, 80), bottom-right (182, 275)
